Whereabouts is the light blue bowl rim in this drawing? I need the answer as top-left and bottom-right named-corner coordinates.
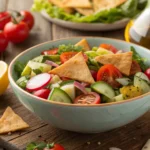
top-left (8, 36), bottom-right (150, 107)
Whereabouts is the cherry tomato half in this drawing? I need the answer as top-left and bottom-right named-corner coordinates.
top-left (0, 11), bottom-right (11, 30)
top-left (145, 68), bottom-right (150, 80)
top-left (97, 64), bottom-right (122, 88)
top-left (4, 21), bottom-right (29, 43)
top-left (50, 144), bottom-right (65, 150)
top-left (20, 11), bottom-right (34, 30)
top-left (100, 44), bottom-right (118, 53)
top-left (74, 92), bottom-right (100, 104)
top-left (60, 52), bottom-right (88, 63)
top-left (130, 60), bottom-right (141, 75)
top-left (33, 89), bottom-right (51, 99)
top-left (42, 48), bottom-right (58, 55)
top-left (0, 31), bottom-right (8, 52)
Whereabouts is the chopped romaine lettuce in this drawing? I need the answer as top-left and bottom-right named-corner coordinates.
top-left (16, 75), bottom-right (30, 89)
top-left (130, 46), bottom-right (148, 71)
top-left (14, 61), bottom-right (25, 77)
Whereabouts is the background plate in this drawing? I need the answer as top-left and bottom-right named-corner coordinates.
top-left (41, 11), bottom-right (129, 31)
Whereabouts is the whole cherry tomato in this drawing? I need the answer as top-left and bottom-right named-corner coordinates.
top-left (20, 11), bottom-right (34, 30)
top-left (0, 11), bottom-right (11, 30)
top-left (0, 31), bottom-right (8, 52)
top-left (50, 144), bottom-right (65, 150)
top-left (4, 21), bottom-right (29, 43)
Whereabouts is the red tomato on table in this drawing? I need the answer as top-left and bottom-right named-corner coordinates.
top-left (0, 31), bottom-right (8, 52)
top-left (97, 64), bottom-right (122, 88)
top-left (4, 21), bottom-right (29, 43)
top-left (0, 12), bottom-right (11, 30)
top-left (50, 144), bottom-right (65, 150)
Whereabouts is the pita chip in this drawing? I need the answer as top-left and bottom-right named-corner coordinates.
top-left (0, 107), bottom-right (29, 134)
top-left (75, 8), bottom-right (94, 16)
top-left (48, 0), bottom-right (74, 13)
top-left (49, 52), bottom-right (95, 84)
top-left (63, 0), bottom-right (92, 8)
top-left (75, 39), bottom-right (91, 51)
top-left (95, 52), bottom-right (133, 76)
top-left (93, 0), bottom-right (127, 12)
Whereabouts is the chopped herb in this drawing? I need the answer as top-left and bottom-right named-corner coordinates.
top-left (130, 46), bottom-right (149, 71)
top-left (58, 44), bottom-right (82, 54)
top-left (14, 61), bottom-right (25, 77)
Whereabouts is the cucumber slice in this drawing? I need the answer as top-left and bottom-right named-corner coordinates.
top-left (48, 88), bottom-right (72, 103)
top-left (116, 78), bottom-right (131, 86)
top-left (91, 81), bottom-right (115, 99)
top-left (61, 84), bottom-right (75, 100)
top-left (32, 55), bottom-right (44, 63)
top-left (85, 88), bottom-right (92, 92)
top-left (134, 76), bottom-right (150, 94)
top-left (60, 80), bottom-right (74, 86)
top-left (135, 72), bottom-right (150, 84)
top-left (50, 75), bottom-right (62, 84)
top-left (101, 95), bottom-right (111, 103)
top-left (113, 94), bottom-right (124, 102)
top-left (50, 83), bottom-right (60, 89)
top-left (21, 66), bottom-right (31, 76)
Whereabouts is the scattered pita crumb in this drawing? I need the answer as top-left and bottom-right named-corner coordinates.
top-left (8, 132), bottom-right (11, 135)
top-left (142, 139), bottom-right (150, 150)
top-left (87, 142), bottom-right (91, 145)
top-left (98, 142), bottom-right (101, 145)
top-left (0, 107), bottom-right (29, 134)
top-left (109, 147), bottom-right (122, 150)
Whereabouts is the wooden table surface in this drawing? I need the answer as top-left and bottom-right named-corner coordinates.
top-left (0, 0), bottom-right (150, 150)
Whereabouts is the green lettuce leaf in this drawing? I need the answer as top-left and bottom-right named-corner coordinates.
top-left (32, 0), bottom-right (147, 23)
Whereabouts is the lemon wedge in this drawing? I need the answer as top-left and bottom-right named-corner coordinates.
top-left (124, 20), bottom-right (134, 42)
top-left (0, 61), bottom-right (9, 95)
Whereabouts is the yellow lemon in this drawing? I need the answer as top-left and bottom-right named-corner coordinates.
top-left (0, 61), bottom-right (9, 95)
top-left (124, 20), bottom-right (134, 42)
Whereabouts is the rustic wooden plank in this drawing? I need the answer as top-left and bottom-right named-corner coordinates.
top-left (52, 24), bottom-right (103, 40)
top-left (8, 111), bottom-right (150, 150)
top-left (4, 0), bottom-right (52, 64)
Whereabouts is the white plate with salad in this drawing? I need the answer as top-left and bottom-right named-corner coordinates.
top-left (32, 0), bottom-right (147, 31)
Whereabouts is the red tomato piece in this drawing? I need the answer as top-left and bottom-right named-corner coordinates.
top-left (0, 11), bottom-right (11, 30)
top-left (97, 64), bottom-right (122, 88)
top-left (41, 48), bottom-right (58, 55)
top-left (100, 44), bottom-right (118, 53)
top-left (130, 60), bottom-right (141, 75)
top-left (33, 89), bottom-right (51, 99)
top-left (145, 68), bottom-right (150, 80)
top-left (4, 21), bottom-right (29, 43)
top-left (74, 92), bottom-right (100, 104)
top-left (60, 52), bottom-right (88, 63)
top-left (20, 11), bottom-right (34, 30)
top-left (0, 31), bottom-right (8, 52)
top-left (50, 144), bottom-right (65, 150)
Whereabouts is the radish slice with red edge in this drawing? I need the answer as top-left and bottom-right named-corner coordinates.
top-left (45, 60), bottom-right (59, 67)
top-left (33, 89), bottom-right (51, 99)
top-left (26, 73), bottom-right (51, 92)
top-left (74, 81), bottom-right (87, 94)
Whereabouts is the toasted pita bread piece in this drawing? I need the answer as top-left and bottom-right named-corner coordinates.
top-left (48, 0), bottom-right (74, 13)
top-left (63, 0), bottom-right (92, 8)
top-left (95, 52), bottom-right (133, 76)
top-left (93, 0), bottom-right (127, 12)
top-left (75, 8), bottom-right (94, 16)
top-left (49, 52), bottom-right (95, 84)
top-left (0, 107), bottom-right (29, 134)
top-left (75, 39), bottom-right (91, 51)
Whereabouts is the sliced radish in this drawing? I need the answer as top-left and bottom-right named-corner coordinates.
top-left (45, 60), bottom-right (59, 67)
top-left (74, 81), bottom-right (87, 94)
top-left (26, 73), bottom-right (51, 92)
top-left (33, 89), bottom-right (51, 99)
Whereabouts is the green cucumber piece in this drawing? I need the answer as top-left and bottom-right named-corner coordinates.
top-left (91, 81), bottom-right (115, 99)
top-left (48, 88), bottom-right (72, 104)
top-left (134, 76), bottom-right (150, 94)
top-left (113, 94), bottom-right (124, 102)
top-left (60, 80), bottom-right (75, 86)
top-left (85, 88), bottom-right (92, 92)
top-left (50, 75), bottom-right (62, 84)
top-left (61, 84), bottom-right (75, 100)
top-left (16, 75), bottom-right (30, 89)
top-left (116, 78), bottom-right (131, 86)
top-left (135, 72), bottom-right (150, 83)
